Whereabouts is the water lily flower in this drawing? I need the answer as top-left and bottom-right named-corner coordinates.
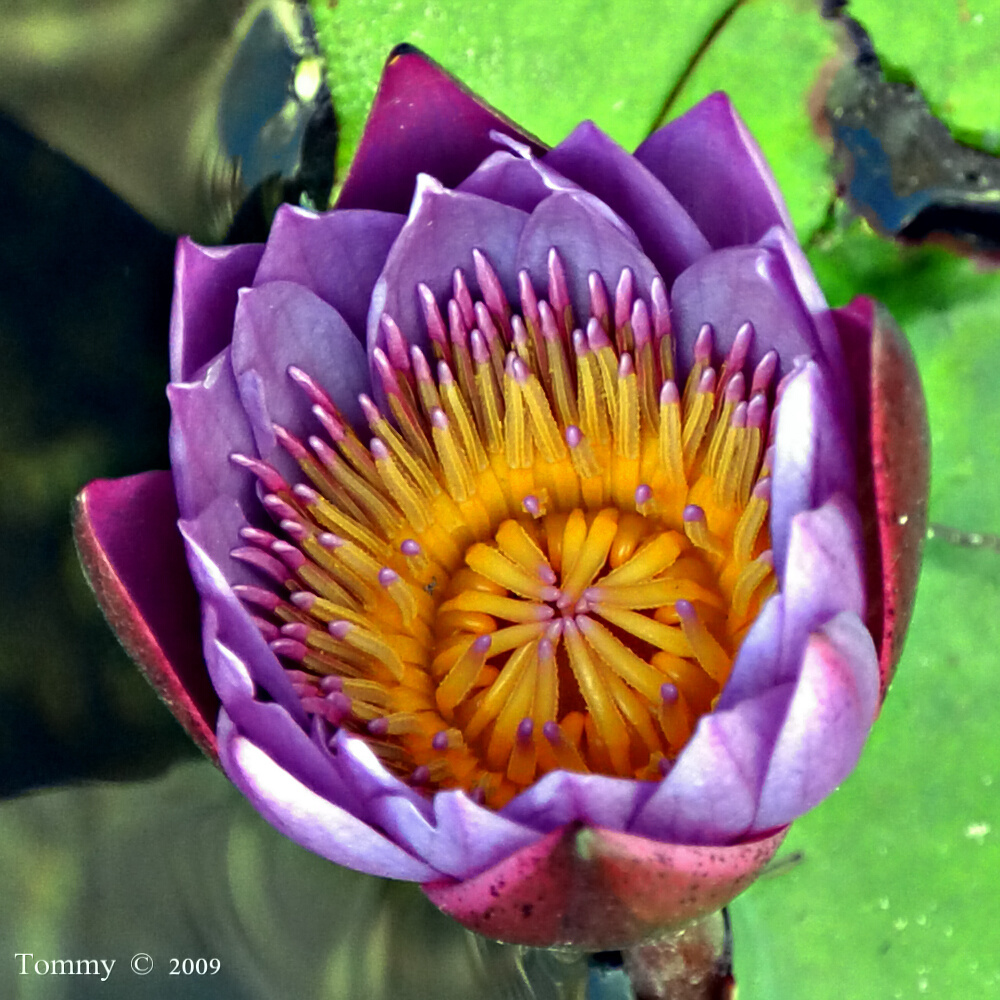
top-left (74, 47), bottom-right (928, 950)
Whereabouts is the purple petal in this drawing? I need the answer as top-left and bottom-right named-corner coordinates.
top-left (73, 472), bottom-right (218, 758)
top-left (336, 46), bottom-right (545, 214)
top-left (751, 611), bottom-right (879, 832)
top-left (500, 771), bottom-right (656, 834)
top-left (217, 710), bottom-right (439, 881)
top-left (542, 121), bottom-right (710, 283)
top-left (369, 176), bottom-right (528, 357)
top-left (179, 510), bottom-right (304, 721)
top-left (770, 362), bottom-right (856, 573)
top-left (168, 350), bottom-right (257, 525)
top-left (716, 594), bottom-right (784, 711)
top-left (670, 245), bottom-right (821, 379)
top-left (253, 206), bottom-right (404, 339)
top-left (634, 92), bottom-right (793, 249)
top-left (515, 192), bottom-right (660, 329)
top-left (630, 685), bottom-right (792, 844)
top-left (230, 281), bottom-right (370, 477)
top-left (457, 150), bottom-right (564, 211)
top-left (169, 239), bottom-right (263, 382)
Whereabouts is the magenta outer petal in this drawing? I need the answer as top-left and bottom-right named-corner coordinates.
top-left (336, 46), bottom-right (546, 214)
top-left (73, 473), bottom-right (219, 760)
top-left (752, 611), bottom-right (879, 832)
top-left (253, 206), bottom-right (404, 340)
top-left (670, 245), bottom-right (821, 379)
top-left (217, 711), bottom-right (439, 881)
top-left (230, 281), bottom-right (369, 470)
top-left (368, 176), bottom-right (528, 358)
top-left (169, 239), bottom-right (264, 382)
top-left (515, 192), bottom-right (660, 327)
top-left (422, 823), bottom-right (787, 949)
top-left (630, 685), bottom-right (791, 843)
top-left (543, 121), bottom-right (710, 282)
top-left (634, 92), bottom-right (793, 249)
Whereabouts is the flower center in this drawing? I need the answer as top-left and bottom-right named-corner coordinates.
top-left (231, 249), bottom-right (776, 809)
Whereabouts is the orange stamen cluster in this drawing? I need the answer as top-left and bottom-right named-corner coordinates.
top-left (232, 249), bottom-right (777, 809)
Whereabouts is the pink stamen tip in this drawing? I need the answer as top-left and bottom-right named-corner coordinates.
top-left (614, 268), bottom-right (634, 327)
top-left (538, 299), bottom-right (560, 341)
top-left (319, 675), bottom-right (344, 693)
top-left (328, 620), bottom-right (352, 640)
top-left (473, 249), bottom-right (509, 318)
top-left (659, 757), bottom-right (673, 777)
top-left (565, 424), bottom-right (583, 448)
top-left (694, 323), bottom-right (714, 361)
top-left (545, 619), bottom-right (565, 641)
top-left (369, 438), bottom-right (390, 461)
top-left (262, 494), bottom-right (297, 521)
top-left (586, 316), bottom-right (611, 350)
top-left (418, 284), bottom-right (449, 347)
top-left (475, 301), bottom-right (499, 343)
top-left (682, 504), bottom-right (705, 523)
top-left (698, 368), bottom-right (717, 393)
top-left (588, 271), bottom-right (609, 321)
top-left (432, 731), bottom-right (449, 751)
top-left (747, 394), bottom-right (768, 429)
top-left (368, 717), bottom-right (389, 737)
top-left (753, 477), bottom-right (772, 501)
top-left (661, 682), bottom-right (679, 704)
top-left (240, 526), bottom-right (277, 547)
top-left (472, 634), bottom-right (493, 654)
top-left (430, 407), bottom-right (449, 430)
top-left (574, 596), bottom-right (592, 615)
top-left (635, 484), bottom-right (653, 505)
top-left (631, 299), bottom-right (652, 347)
top-left (270, 544), bottom-right (305, 573)
top-left (400, 539), bottom-right (422, 556)
top-left (312, 404), bottom-right (345, 441)
top-left (728, 321), bottom-right (754, 365)
top-left (583, 587), bottom-right (601, 602)
top-left (511, 315), bottom-right (529, 348)
top-left (230, 454), bottom-right (287, 493)
top-left (538, 565), bottom-right (557, 586)
top-left (453, 268), bottom-right (476, 327)
top-left (378, 567), bottom-right (399, 587)
top-left (675, 599), bottom-right (695, 620)
top-left (660, 380), bottom-right (680, 405)
top-left (538, 637), bottom-right (554, 660)
top-left (731, 401), bottom-right (748, 428)
top-left (270, 638), bottom-right (307, 661)
top-left (618, 353), bottom-right (634, 378)
top-left (469, 329), bottom-right (490, 364)
top-left (253, 617), bottom-right (280, 641)
top-left (572, 328), bottom-right (589, 356)
top-left (556, 593), bottom-right (574, 610)
top-left (359, 395), bottom-right (381, 424)
top-left (516, 717), bottom-right (534, 742)
top-left (522, 494), bottom-right (541, 516)
top-left (448, 298), bottom-right (468, 341)
top-left (280, 622), bottom-right (310, 642)
top-left (547, 247), bottom-right (570, 309)
top-left (280, 519), bottom-right (308, 542)
top-left (318, 532), bottom-right (344, 550)
top-left (230, 547), bottom-right (287, 583)
top-left (518, 270), bottom-right (540, 323)
top-left (752, 350), bottom-right (779, 395)
top-left (651, 277), bottom-right (671, 335)
top-left (292, 483), bottom-right (320, 506)
top-left (233, 584), bottom-right (282, 611)
top-left (725, 372), bottom-right (746, 403)
top-left (542, 721), bottom-right (561, 743)
top-left (437, 360), bottom-right (455, 385)
top-left (410, 765), bottom-right (431, 785)
top-left (574, 614), bottom-right (593, 632)
top-left (540, 585), bottom-right (561, 603)
top-left (290, 591), bottom-right (316, 611)
top-left (757, 549), bottom-right (774, 567)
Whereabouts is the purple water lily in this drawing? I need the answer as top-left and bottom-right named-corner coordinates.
top-left (75, 47), bottom-right (928, 948)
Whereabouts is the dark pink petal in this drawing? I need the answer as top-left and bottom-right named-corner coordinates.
top-left (336, 45), bottom-right (546, 214)
top-left (422, 823), bottom-right (787, 948)
top-left (634, 92), bottom-right (793, 249)
top-left (515, 192), bottom-right (659, 327)
top-left (169, 239), bottom-right (263, 382)
top-left (670, 245), bottom-right (821, 379)
top-left (630, 685), bottom-right (791, 843)
top-left (73, 472), bottom-right (218, 760)
top-left (500, 771), bottom-right (656, 834)
top-left (217, 711), bottom-right (440, 881)
top-left (168, 349), bottom-right (257, 525)
top-left (751, 611), bottom-right (879, 832)
top-left (252, 206), bottom-right (404, 339)
top-left (369, 177), bottom-right (528, 356)
top-left (833, 297), bottom-right (929, 699)
top-left (770, 362), bottom-right (856, 574)
top-left (543, 121), bottom-right (710, 282)
top-left (230, 281), bottom-right (369, 473)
